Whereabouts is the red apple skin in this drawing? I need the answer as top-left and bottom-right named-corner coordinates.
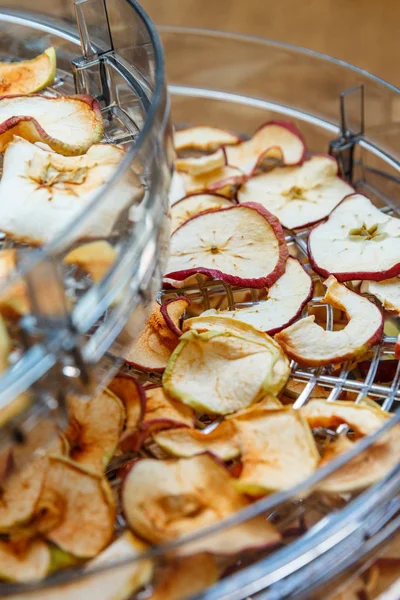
top-left (395, 339), bottom-right (400, 361)
top-left (108, 372), bottom-right (146, 428)
top-left (160, 297), bottom-right (191, 337)
top-left (165, 202), bottom-right (289, 289)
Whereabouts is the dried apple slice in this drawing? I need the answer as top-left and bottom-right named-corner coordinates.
top-left (66, 390), bottom-right (125, 474)
top-left (169, 171), bottom-right (186, 205)
top-left (160, 297), bottom-right (190, 336)
top-left (0, 48), bottom-right (56, 95)
top-left (225, 120), bottom-right (306, 176)
top-left (165, 203), bottom-right (288, 288)
top-left (232, 407), bottom-right (319, 495)
top-left (0, 137), bottom-right (141, 245)
top-left (0, 249), bottom-right (29, 318)
top-left (361, 277), bottom-right (400, 313)
top-left (37, 456), bottom-right (115, 558)
top-left (0, 94), bottom-right (103, 155)
top-left (153, 420), bottom-right (240, 460)
top-left (123, 453), bottom-right (280, 554)
top-left (175, 126), bottom-right (240, 152)
top-left (171, 193), bottom-right (233, 233)
top-left (64, 241), bottom-right (117, 283)
top-left (237, 155), bottom-right (354, 229)
top-left (180, 165), bottom-right (246, 196)
top-left (176, 148), bottom-right (226, 175)
top-left (108, 373), bottom-right (146, 432)
top-left (123, 299), bottom-right (189, 372)
top-left (301, 399), bottom-right (390, 436)
top-left (0, 538), bottom-right (50, 582)
top-left (275, 276), bottom-right (383, 366)
top-left (308, 194), bottom-right (400, 282)
top-left (163, 327), bottom-right (289, 415)
top-left (148, 553), bottom-right (219, 600)
top-left (202, 258), bottom-right (313, 334)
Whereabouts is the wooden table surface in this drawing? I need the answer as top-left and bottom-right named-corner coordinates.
top-left (142, 0), bottom-right (400, 87)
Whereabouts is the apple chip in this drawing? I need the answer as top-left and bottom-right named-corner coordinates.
top-left (108, 373), bottom-right (146, 432)
top-left (37, 456), bottom-right (115, 558)
top-left (202, 258), bottom-right (313, 334)
top-left (176, 148), bottom-right (226, 175)
top-left (0, 94), bottom-right (103, 155)
top-left (232, 407), bottom-right (319, 495)
top-left (226, 393), bottom-right (283, 418)
top-left (301, 399), bottom-right (390, 435)
top-left (66, 389), bottom-right (125, 474)
top-left (396, 334), bottom-right (400, 360)
top-left (361, 277), bottom-right (400, 314)
top-left (171, 193), bottom-right (233, 233)
top-left (0, 137), bottom-right (140, 245)
top-left (0, 538), bottom-right (50, 582)
top-left (180, 165), bottom-right (246, 196)
top-left (225, 120), bottom-right (306, 176)
top-left (153, 420), bottom-right (240, 460)
top-left (169, 171), bottom-right (186, 205)
top-left (275, 276), bottom-right (383, 365)
top-left (148, 553), bottom-right (219, 600)
top-left (237, 155), bottom-right (353, 229)
top-left (175, 126), bottom-right (240, 152)
top-left (160, 296), bottom-right (190, 336)
top-left (123, 299), bottom-right (189, 372)
top-left (123, 453), bottom-right (280, 554)
top-left (165, 203), bottom-right (288, 288)
top-left (0, 48), bottom-right (56, 96)
top-left (163, 327), bottom-right (289, 415)
top-left (0, 249), bottom-right (29, 318)
top-left (308, 194), bottom-right (400, 282)
top-left (64, 241), bottom-right (117, 283)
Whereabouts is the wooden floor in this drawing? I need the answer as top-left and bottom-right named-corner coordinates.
top-left (142, 0), bottom-right (400, 87)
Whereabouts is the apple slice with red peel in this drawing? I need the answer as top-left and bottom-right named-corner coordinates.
top-left (275, 276), bottom-right (383, 366)
top-left (176, 148), bottom-right (226, 175)
top-left (66, 390), bottom-right (125, 474)
top-left (175, 126), bottom-right (240, 152)
top-left (165, 203), bottom-right (288, 288)
top-left (160, 297), bottom-right (190, 336)
top-left (225, 120), bottom-right (306, 176)
top-left (64, 241), bottom-right (117, 284)
top-left (108, 373), bottom-right (146, 432)
top-left (201, 257), bottom-right (313, 335)
top-left (123, 453), bottom-right (280, 555)
top-left (171, 193), bottom-right (233, 233)
top-left (361, 277), bottom-right (400, 313)
top-left (237, 155), bottom-right (354, 229)
top-left (180, 165), bottom-right (246, 197)
top-left (308, 194), bottom-right (400, 282)
top-left (0, 95), bottom-right (103, 155)
top-left (231, 407), bottom-right (319, 495)
top-left (301, 399), bottom-right (390, 436)
top-left (0, 538), bottom-right (50, 582)
top-left (0, 47), bottom-right (56, 95)
top-left (163, 327), bottom-right (289, 415)
top-left (395, 334), bottom-right (400, 360)
top-left (148, 554), bottom-right (219, 600)
top-left (153, 420), bottom-right (240, 460)
top-left (37, 456), bottom-right (115, 558)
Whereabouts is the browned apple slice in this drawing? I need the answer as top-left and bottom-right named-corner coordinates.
top-left (171, 193), bottom-right (233, 233)
top-left (176, 148), bottom-right (226, 175)
top-left (180, 165), bottom-right (246, 196)
top-left (64, 241), bottom-right (117, 283)
top-left (160, 297), bottom-right (190, 336)
top-left (36, 456), bottom-right (115, 558)
top-left (301, 399), bottom-right (390, 435)
top-left (108, 373), bottom-right (146, 432)
top-left (163, 326), bottom-right (289, 415)
top-left (361, 277), bottom-right (400, 314)
top-left (202, 258), bottom-right (313, 334)
top-left (0, 249), bottom-right (29, 318)
top-left (232, 407), bottom-right (319, 495)
top-left (0, 137), bottom-right (140, 245)
top-left (275, 276), bottom-right (383, 366)
top-left (123, 299), bottom-right (189, 372)
top-left (0, 538), bottom-right (50, 582)
top-left (153, 420), bottom-right (240, 460)
top-left (308, 194), bottom-right (400, 282)
top-left (165, 203), bottom-right (288, 288)
top-left (225, 120), bottom-right (306, 176)
top-left (123, 453), bottom-right (280, 554)
top-left (0, 94), bottom-right (103, 155)
top-left (0, 48), bottom-right (56, 95)
top-left (175, 126), bottom-right (240, 152)
top-left (237, 155), bottom-right (353, 229)
top-left (66, 389), bottom-right (125, 474)
top-left (148, 553), bottom-right (219, 600)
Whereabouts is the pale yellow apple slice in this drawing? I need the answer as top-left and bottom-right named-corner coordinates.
top-left (64, 241), bottom-right (117, 284)
top-left (202, 257), bottom-right (313, 334)
top-left (175, 126), bottom-right (240, 152)
top-left (36, 456), bottom-right (115, 558)
top-left (0, 538), bottom-right (50, 582)
top-left (66, 389), bottom-right (125, 474)
top-left (147, 553), bottom-right (219, 600)
top-left (123, 453), bottom-right (281, 554)
top-left (232, 407), bottom-right (319, 495)
top-left (275, 276), bottom-right (383, 366)
top-left (153, 420), bottom-right (240, 460)
top-left (169, 171), bottom-right (186, 205)
top-left (171, 193), bottom-right (233, 233)
top-left (361, 277), bottom-right (400, 313)
top-left (0, 137), bottom-right (141, 245)
top-left (180, 165), bottom-right (246, 196)
top-left (163, 327), bottom-right (289, 415)
top-left (237, 155), bottom-right (353, 229)
top-left (176, 148), bottom-right (226, 175)
top-left (0, 95), bottom-right (103, 155)
top-left (225, 393), bottom-right (283, 418)
top-left (308, 194), bottom-right (400, 282)
top-left (0, 48), bottom-right (56, 95)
